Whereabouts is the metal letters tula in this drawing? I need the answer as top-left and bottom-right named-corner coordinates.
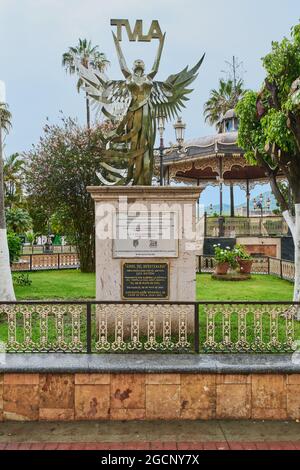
top-left (110, 19), bottom-right (163, 41)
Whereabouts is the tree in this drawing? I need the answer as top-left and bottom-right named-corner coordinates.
top-left (25, 117), bottom-right (110, 272)
top-left (204, 78), bottom-right (245, 131)
top-left (62, 39), bottom-right (110, 128)
top-left (6, 208), bottom-right (32, 234)
top-left (236, 22), bottom-right (300, 307)
top-left (7, 232), bottom-right (21, 264)
top-left (3, 153), bottom-right (24, 209)
top-left (0, 99), bottom-right (16, 300)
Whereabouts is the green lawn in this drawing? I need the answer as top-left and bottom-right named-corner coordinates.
top-left (197, 274), bottom-right (294, 302)
top-left (13, 270), bottom-right (95, 300)
top-left (13, 270), bottom-right (294, 302)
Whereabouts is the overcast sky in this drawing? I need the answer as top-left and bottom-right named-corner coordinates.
top-left (0, 0), bottom-right (298, 206)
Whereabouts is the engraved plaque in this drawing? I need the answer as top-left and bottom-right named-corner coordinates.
top-left (122, 262), bottom-right (169, 299)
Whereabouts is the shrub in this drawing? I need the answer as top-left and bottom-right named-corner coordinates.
top-left (234, 244), bottom-right (253, 261)
top-left (7, 232), bottom-right (22, 264)
top-left (213, 244), bottom-right (238, 268)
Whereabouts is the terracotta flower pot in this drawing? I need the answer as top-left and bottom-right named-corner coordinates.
top-left (238, 259), bottom-right (253, 274)
top-left (215, 262), bottom-right (229, 275)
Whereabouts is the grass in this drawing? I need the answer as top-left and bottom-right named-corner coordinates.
top-left (0, 270), bottom-right (296, 353)
top-left (13, 270), bottom-right (295, 302)
top-left (197, 274), bottom-right (294, 302)
top-left (13, 270), bottom-right (95, 300)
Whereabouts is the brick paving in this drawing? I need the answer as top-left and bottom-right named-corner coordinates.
top-left (0, 441), bottom-right (300, 450)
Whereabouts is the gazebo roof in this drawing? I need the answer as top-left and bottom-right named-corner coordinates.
top-left (163, 129), bottom-right (283, 188)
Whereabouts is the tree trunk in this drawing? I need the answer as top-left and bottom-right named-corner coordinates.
top-left (293, 204), bottom-right (300, 314)
top-left (76, 221), bottom-right (95, 273)
top-left (283, 204), bottom-right (300, 315)
top-left (0, 124), bottom-right (16, 300)
top-left (79, 240), bottom-right (95, 273)
top-left (86, 94), bottom-right (90, 129)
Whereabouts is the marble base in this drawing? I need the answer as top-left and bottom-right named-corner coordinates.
top-left (87, 186), bottom-right (202, 336)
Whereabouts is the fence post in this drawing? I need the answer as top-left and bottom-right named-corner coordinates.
top-left (86, 302), bottom-right (92, 354)
top-left (198, 256), bottom-right (201, 274)
top-left (58, 253), bottom-right (60, 270)
top-left (194, 303), bottom-right (200, 353)
top-left (204, 211), bottom-right (207, 237)
top-left (29, 254), bottom-right (33, 271)
top-left (280, 259), bottom-right (283, 279)
top-left (267, 256), bottom-right (270, 275)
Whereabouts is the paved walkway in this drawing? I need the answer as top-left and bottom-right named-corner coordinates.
top-left (0, 421), bottom-right (300, 450)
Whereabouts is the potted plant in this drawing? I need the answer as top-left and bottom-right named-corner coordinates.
top-left (234, 244), bottom-right (253, 274)
top-left (213, 245), bottom-right (236, 275)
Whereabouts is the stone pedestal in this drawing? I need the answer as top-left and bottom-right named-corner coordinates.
top-left (87, 186), bottom-right (202, 339)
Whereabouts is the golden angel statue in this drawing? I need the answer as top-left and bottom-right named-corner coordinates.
top-left (76, 32), bottom-right (205, 185)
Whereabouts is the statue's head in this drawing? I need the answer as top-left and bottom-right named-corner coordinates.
top-left (133, 59), bottom-right (145, 76)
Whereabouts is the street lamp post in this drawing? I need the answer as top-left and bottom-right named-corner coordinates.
top-left (173, 117), bottom-right (186, 149)
top-left (253, 194), bottom-right (271, 235)
top-left (253, 194), bottom-right (271, 217)
top-left (157, 115), bottom-right (165, 186)
top-left (156, 116), bottom-right (186, 186)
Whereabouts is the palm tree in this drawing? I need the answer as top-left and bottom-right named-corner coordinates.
top-left (62, 39), bottom-right (110, 128)
top-left (204, 78), bottom-right (245, 131)
top-left (3, 153), bottom-right (24, 209)
top-left (204, 78), bottom-right (245, 218)
top-left (0, 100), bottom-right (16, 300)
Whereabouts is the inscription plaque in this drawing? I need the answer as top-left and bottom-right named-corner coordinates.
top-left (113, 211), bottom-right (178, 258)
top-left (122, 262), bottom-right (169, 299)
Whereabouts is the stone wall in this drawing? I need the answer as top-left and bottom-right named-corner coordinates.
top-left (1, 372), bottom-right (300, 421)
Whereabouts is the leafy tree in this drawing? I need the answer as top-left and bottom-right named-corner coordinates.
top-left (25, 117), bottom-right (110, 272)
top-left (0, 99), bottom-right (15, 300)
top-left (6, 207), bottom-right (32, 234)
top-left (7, 232), bottom-right (21, 264)
top-left (62, 39), bottom-right (110, 128)
top-left (204, 78), bottom-right (245, 131)
top-left (236, 22), bottom-right (300, 306)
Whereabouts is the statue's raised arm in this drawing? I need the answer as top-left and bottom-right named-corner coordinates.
top-left (112, 32), bottom-right (131, 79)
top-left (148, 33), bottom-right (166, 80)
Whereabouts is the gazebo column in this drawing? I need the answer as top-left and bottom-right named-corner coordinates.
top-left (230, 183), bottom-right (235, 217)
top-left (219, 156), bottom-right (223, 216)
top-left (246, 179), bottom-right (250, 218)
top-left (218, 156), bottom-right (225, 237)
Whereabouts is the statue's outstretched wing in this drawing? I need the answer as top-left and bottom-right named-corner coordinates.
top-left (151, 54), bottom-right (205, 120)
top-left (75, 60), bottom-right (131, 121)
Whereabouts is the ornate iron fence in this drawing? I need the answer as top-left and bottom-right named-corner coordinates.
top-left (0, 301), bottom-right (298, 354)
top-left (11, 253), bottom-right (80, 272)
top-left (21, 245), bottom-right (77, 255)
top-left (205, 216), bottom-right (289, 238)
top-left (197, 255), bottom-right (295, 281)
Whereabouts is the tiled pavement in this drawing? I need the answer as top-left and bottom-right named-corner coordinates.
top-left (0, 441), bottom-right (300, 450)
top-left (0, 421), bottom-right (300, 450)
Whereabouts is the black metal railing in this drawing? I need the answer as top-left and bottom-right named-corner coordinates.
top-left (197, 255), bottom-right (295, 282)
top-left (0, 300), bottom-right (298, 354)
